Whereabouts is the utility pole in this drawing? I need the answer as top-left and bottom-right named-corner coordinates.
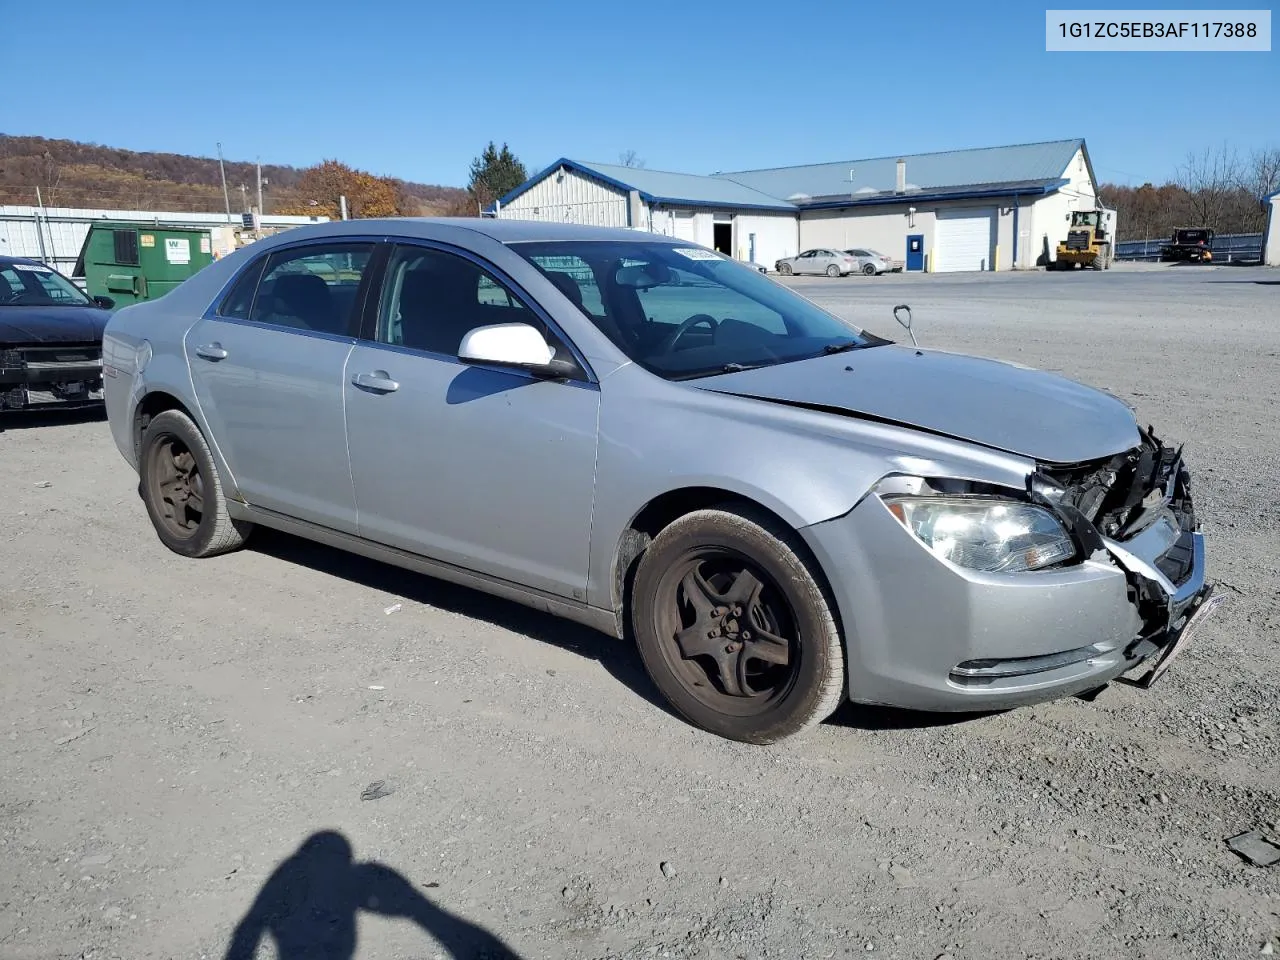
top-left (216, 142), bottom-right (232, 222)
top-left (256, 157), bottom-right (264, 217)
top-left (239, 184), bottom-right (248, 212)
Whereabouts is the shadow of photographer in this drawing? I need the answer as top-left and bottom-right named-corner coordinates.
top-left (223, 830), bottom-right (523, 960)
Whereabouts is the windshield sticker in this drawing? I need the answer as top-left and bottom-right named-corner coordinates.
top-left (672, 247), bottom-right (724, 261)
top-left (12, 263), bottom-right (52, 272)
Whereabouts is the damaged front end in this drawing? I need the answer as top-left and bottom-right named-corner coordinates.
top-left (0, 344), bottom-right (105, 411)
top-left (1030, 426), bottom-right (1216, 673)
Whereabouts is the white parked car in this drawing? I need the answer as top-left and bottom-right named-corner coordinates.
top-left (774, 249), bottom-right (860, 277)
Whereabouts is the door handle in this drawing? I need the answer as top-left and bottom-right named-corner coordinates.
top-left (194, 343), bottom-right (228, 361)
top-left (352, 371), bottom-right (400, 393)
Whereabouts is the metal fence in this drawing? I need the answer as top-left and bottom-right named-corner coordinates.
top-left (1115, 232), bottom-right (1263, 263)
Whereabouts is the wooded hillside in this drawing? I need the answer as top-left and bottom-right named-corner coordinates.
top-left (0, 134), bottom-right (468, 215)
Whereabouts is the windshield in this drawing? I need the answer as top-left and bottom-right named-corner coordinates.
top-left (509, 241), bottom-right (887, 380)
top-left (0, 261), bottom-right (93, 307)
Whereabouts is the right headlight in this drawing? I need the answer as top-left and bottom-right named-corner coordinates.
top-left (880, 495), bottom-right (1077, 573)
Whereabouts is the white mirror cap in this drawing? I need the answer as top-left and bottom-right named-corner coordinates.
top-left (458, 322), bottom-right (554, 366)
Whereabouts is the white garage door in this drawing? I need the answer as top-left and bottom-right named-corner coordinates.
top-left (672, 211), bottom-right (697, 242)
top-left (933, 209), bottom-right (995, 273)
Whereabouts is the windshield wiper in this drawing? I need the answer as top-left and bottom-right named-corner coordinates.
top-left (822, 340), bottom-right (861, 355)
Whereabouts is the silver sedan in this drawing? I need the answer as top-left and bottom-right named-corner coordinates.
top-left (101, 219), bottom-right (1215, 744)
top-left (774, 248), bottom-right (860, 277)
top-left (842, 248), bottom-right (895, 275)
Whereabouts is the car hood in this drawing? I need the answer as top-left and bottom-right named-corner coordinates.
top-left (0, 305), bottom-right (109, 345)
top-left (697, 345), bottom-right (1141, 464)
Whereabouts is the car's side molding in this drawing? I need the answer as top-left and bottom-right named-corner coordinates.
top-left (227, 501), bottom-right (622, 638)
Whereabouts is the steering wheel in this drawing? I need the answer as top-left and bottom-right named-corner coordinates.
top-left (657, 313), bottom-right (718, 354)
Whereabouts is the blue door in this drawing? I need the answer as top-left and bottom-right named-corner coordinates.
top-left (906, 234), bottom-right (924, 271)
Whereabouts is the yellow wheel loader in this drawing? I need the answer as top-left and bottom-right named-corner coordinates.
top-left (1053, 208), bottom-right (1116, 271)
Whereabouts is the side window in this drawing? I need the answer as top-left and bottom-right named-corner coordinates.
top-left (375, 245), bottom-right (561, 359)
top-left (218, 256), bottom-right (267, 319)
top-left (526, 255), bottom-right (606, 317)
top-left (248, 243), bottom-right (374, 335)
top-left (0, 267), bottom-right (23, 299)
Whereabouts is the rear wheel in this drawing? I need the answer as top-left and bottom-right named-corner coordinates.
top-left (139, 408), bottom-right (252, 558)
top-left (826, 264), bottom-right (840, 278)
top-left (862, 263), bottom-right (877, 276)
top-left (631, 506), bottom-right (845, 744)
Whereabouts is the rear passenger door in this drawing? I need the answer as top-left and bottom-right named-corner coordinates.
top-left (184, 240), bottom-right (379, 533)
top-left (343, 242), bottom-right (600, 601)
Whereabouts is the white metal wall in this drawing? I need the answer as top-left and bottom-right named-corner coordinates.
top-left (0, 205), bottom-right (327, 277)
top-left (1265, 193), bottom-right (1280, 266)
top-left (648, 207), bottom-right (797, 268)
top-left (800, 206), bottom-right (932, 263)
top-left (732, 212), bottom-right (799, 267)
top-left (498, 166), bottom-right (629, 227)
top-left (802, 201), bottom-right (1030, 271)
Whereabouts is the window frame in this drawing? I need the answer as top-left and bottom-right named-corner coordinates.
top-left (356, 239), bottom-right (598, 386)
top-left (204, 236), bottom-right (388, 342)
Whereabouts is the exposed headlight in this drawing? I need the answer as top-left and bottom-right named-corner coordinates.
top-left (880, 496), bottom-right (1077, 573)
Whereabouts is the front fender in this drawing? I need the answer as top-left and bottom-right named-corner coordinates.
top-left (585, 370), bottom-right (1036, 612)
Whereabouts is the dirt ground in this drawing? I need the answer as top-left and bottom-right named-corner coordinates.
top-left (2, 263), bottom-right (1277, 960)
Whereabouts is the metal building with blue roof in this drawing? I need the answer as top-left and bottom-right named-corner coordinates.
top-left (492, 138), bottom-right (1104, 273)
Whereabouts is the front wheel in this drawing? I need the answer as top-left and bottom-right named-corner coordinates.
top-left (139, 408), bottom-right (253, 558)
top-left (778, 263), bottom-right (793, 276)
top-left (826, 264), bottom-right (840, 277)
top-left (631, 507), bottom-right (846, 744)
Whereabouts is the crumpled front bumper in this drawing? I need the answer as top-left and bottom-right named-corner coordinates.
top-left (799, 485), bottom-right (1211, 712)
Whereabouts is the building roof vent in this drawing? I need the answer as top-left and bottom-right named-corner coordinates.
top-left (895, 158), bottom-right (906, 194)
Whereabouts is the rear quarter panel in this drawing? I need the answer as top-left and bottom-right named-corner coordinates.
top-left (102, 247), bottom-right (254, 475)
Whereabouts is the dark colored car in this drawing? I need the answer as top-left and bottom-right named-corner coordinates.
top-left (0, 256), bottom-right (114, 412)
top-left (1159, 228), bottom-right (1215, 263)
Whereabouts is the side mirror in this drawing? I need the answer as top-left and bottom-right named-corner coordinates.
top-left (458, 322), bottom-right (578, 379)
top-left (93, 295), bottom-right (116, 310)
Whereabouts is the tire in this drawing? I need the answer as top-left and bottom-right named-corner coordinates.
top-left (826, 264), bottom-right (840, 278)
top-left (862, 263), bottom-right (877, 276)
top-left (630, 506), bottom-right (845, 744)
top-left (779, 263), bottom-right (792, 276)
top-left (138, 408), bottom-right (253, 558)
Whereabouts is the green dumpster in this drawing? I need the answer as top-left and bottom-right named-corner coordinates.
top-left (73, 222), bottom-right (215, 308)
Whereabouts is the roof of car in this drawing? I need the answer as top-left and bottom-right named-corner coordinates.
top-left (263, 217), bottom-right (684, 246)
top-left (0, 254), bottom-right (49, 267)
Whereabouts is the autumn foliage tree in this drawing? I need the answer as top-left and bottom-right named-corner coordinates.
top-left (275, 159), bottom-right (405, 219)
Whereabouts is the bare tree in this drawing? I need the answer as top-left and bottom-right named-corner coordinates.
top-left (1244, 146), bottom-right (1280, 201)
top-left (39, 150), bottom-right (62, 206)
top-left (1176, 143), bottom-right (1244, 232)
top-left (618, 150), bottom-right (645, 169)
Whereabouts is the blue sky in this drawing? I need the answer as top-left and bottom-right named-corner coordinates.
top-left (4, 0), bottom-right (1275, 188)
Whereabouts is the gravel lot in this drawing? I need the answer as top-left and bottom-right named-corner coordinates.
top-left (2, 263), bottom-right (1277, 960)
